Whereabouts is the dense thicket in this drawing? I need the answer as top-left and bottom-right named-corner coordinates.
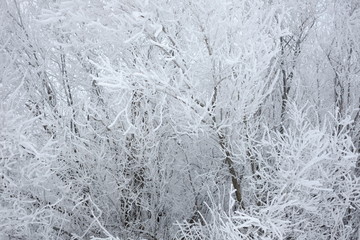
top-left (1, 0), bottom-right (360, 239)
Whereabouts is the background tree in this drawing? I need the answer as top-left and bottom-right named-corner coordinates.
top-left (1, 0), bottom-right (359, 239)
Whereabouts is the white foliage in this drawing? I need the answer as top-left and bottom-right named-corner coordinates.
top-left (1, 0), bottom-right (360, 239)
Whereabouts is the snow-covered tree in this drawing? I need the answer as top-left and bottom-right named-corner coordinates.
top-left (1, 0), bottom-right (359, 239)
